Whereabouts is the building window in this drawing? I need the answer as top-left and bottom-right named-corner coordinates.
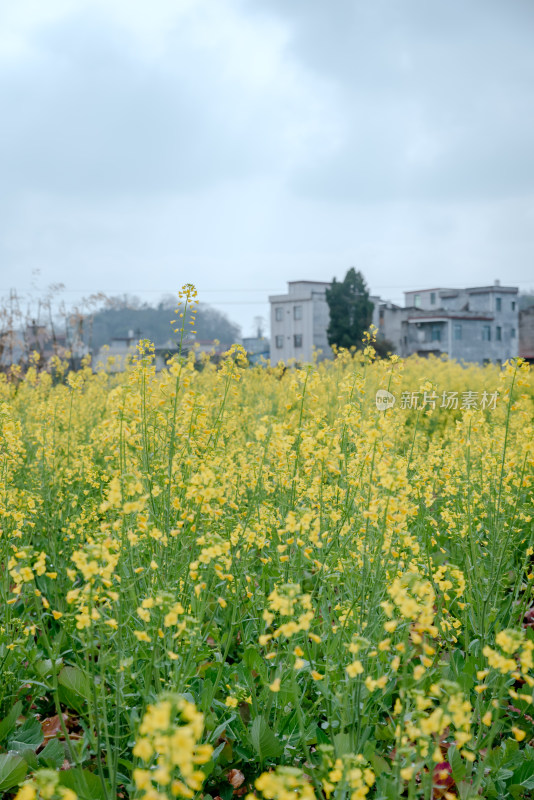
top-left (293, 305), bottom-right (302, 320)
top-left (430, 292), bottom-right (436, 305)
top-left (454, 323), bottom-right (462, 340)
top-left (511, 327), bottom-right (516, 338)
top-left (511, 301), bottom-right (516, 311)
top-left (294, 334), bottom-right (302, 348)
top-left (414, 294), bottom-right (421, 308)
top-left (482, 325), bottom-right (491, 341)
top-left (275, 307), bottom-right (283, 321)
top-left (496, 297), bottom-right (501, 311)
top-left (496, 326), bottom-right (502, 341)
top-left (431, 323), bottom-right (441, 342)
top-left (275, 335), bottom-right (283, 348)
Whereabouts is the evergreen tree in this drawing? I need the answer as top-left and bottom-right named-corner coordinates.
top-left (326, 268), bottom-right (374, 349)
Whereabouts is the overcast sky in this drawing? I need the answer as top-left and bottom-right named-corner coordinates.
top-left (1, 0), bottom-right (533, 335)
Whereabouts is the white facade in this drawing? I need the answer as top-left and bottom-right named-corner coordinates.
top-left (269, 281), bottom-right (333, 363)
top-left (402, 282), bottom-right (519, 363)
top-left (268, 278), bottom-right (520, 366)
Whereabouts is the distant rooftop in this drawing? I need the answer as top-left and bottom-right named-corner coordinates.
top-left (287, 280), bottom-right (331, 285)
top-left (405, 280), bottom-right (518, 295)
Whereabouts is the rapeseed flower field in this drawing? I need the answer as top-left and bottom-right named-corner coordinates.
top-left (1, 286), bottom-right (533, 800)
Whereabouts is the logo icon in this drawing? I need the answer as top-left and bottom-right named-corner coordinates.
top-left (375, 390), bottom-right (396, 410)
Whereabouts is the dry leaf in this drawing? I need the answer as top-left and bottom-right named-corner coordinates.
top-left (228, 769), bottom-right (245, 788)
top-left (42, 713), bottom-right (69, 741)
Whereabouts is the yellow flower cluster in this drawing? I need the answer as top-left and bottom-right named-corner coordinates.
top-left (399, 681), bottom-right (473, 761)
top-left (14, 770), bottom-right (77, 800)
top-left (383, 569), bottom-right (437, 637)
top-left (250, 767), bottom-right (315, 800)
top-left (433, 564), bottom-right (466, 602)
top-left (133, 695), bottom-right (213, 799)
top-left (483, 628), bottom-right (534, 677)
top-left (189, 533), bottom-right (232, 582)
top-left (321, 752), bottom-right (375, 800)
top-left (2, 283), bottom-right (533, 798)
top-left (8, 547), bottom-right (55, 591)
top-left (261, 584), bottom-right (314, 641)
top-left (65, 533), bottom-right (121, 630)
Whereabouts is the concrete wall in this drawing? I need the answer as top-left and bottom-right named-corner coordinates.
top-left (270, 282), bottom-right (332, 363)
top-left (448, 318), bottom-right (511, 363)
top-left (519, 307), bottom-right (534, 360)
top-left (404, 288), bottom-right (449, 310)
top-left (401, 284), bottom-right (519, 363)
top-left (271, 281), bottom-right (520, 366)
top-left (377, 304), bottom-right (405, 354)
top-left (403, 314), bottom-right (518, 364)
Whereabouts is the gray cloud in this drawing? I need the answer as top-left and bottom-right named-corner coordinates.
top-left (0, 6), bottom-right (303, 197)
top-left (0, 0), bottom-right (533, 334)
top-left (252, 0), bottom-right (534, 202)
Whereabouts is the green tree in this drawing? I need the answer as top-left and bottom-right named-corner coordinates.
top-left (325, 268), bottom-right (374, 350)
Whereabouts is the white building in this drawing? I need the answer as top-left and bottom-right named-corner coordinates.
top-left (269, 281), bottom-right (333, 363)
top-left (402, 281), bottom-right (519, 363)
top-left (95, 332), bottom-right (138, 372)
top-left (268, 277), bottom-right (520, 366)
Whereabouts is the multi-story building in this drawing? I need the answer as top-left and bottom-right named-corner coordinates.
top-left (519, 306), bottom-right (534, 363)
top-left (269, 280), bottom-right (384, 364)
top-left (269, 281), bottom-right (333, 363)
top-left (375, 301), bottom-right (405, 354)
top-left (401, 282), bottom-right (519, 363)
top-left (269, 278), bottom-right (520, 366)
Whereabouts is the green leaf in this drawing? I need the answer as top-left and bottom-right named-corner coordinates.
top-left (495, 768), bottom-right (514, 782)
top-left (0, 700), bottom-right (22, 743)
top-left (58, 769), bottom-right (109, 800)
top-left (369, 753), bottom-right (389, 777)
top-left (210, 715), bottom-right (236, 743)
top-left (486, 746), bottom-right (504, 768)
top-left (449, 745), bottom-right (466, 783)
top-left (39, 738), bottom-right (66, 769)
top-left (211, 740), bottom-right (227, 762)
top-left (510, 760), bottom-right (534, 789)
top-left (313, 725), bottom-right (330, 745)
top-left (58, 666), bottom-right (90, 697)
top-left (34, 658), bottom-right (62, 678)
top-left (218, 785), bottom-right (234, 800)
top-left (502, 739), bottom-right (520, 762)
top-left (374, 722), bottom-right (395, 741)
top-left (7, 716), bottom-right (43, 753)
top-left (21, 750), bottom-right (39, 770)
top-left (379, 776), bottom-right (401, 800)
top-left (250, 716), bottom-right (282, 762)
top-left (508, 784), bottom-right (525, 799)
top-left (333, 732), bottom-right (351, 756)
top-left (57, 666), bottom-right (90, 712)
top-left (0, 753), bottom-right (27, 792)
top-left (243, 647), bottom-right (264, 673)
